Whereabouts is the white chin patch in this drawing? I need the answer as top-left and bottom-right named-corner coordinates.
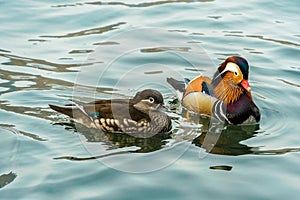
top-left (242, 115), bottom-right (257, 124)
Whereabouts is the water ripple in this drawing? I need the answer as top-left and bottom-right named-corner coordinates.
top-left (246, 35), bottom-right (300, 47)
top-left (53, 0), bottom-right (214, 8)
top-left (0, 52), bottom-right (90, 72)
top-left (278, 79), bottom-right (300, 88)
top-left (140, 46), bottom-right (191, 53)
top-left (40, 22), bottom-right (126, 38)
top-left (0, 124), bottom-right (46, 141)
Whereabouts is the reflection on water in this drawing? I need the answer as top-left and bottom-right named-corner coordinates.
top-left (52, 110), bottom-right (300, 163)
top-left (193, 122), bottom-right (300, 156)
top-left (99, 132), bottom-right (171, 153)
top-left (53, 119), bottom-right (200, 161)
top-left (53, 120), bottom-right (202, 174)
top-left (193, 124), bottom-right (259, 156)
top-left (49, 91), bottom-right (300, 161)
top-left (56, 122), bottom-right (171, 153)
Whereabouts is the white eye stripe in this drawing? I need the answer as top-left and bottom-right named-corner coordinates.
top-left (214, 62), bottom-right (241, 80)
top-left (141, 97), bottom-right (155, 103)
top-left (223, 62), bottom-right (240, 75)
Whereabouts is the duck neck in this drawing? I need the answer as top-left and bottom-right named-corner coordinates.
top-left (148, 109), bottom-right (171, 133)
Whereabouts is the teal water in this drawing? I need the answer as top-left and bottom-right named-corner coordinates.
top-left (1, 0), bottom-right (300, 199)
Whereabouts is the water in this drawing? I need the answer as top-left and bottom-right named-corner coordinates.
top-left (1, 0), bottom-right (300, 199)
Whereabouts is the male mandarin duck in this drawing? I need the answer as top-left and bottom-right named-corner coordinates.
top-left (167, 56), bottom-right (260, 124)
top-left (49, 89), bottom-right (172, 134)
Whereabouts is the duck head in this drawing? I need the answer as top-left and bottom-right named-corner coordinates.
top-left (213, 56), bottom-right (252, 104)
top-left (132, 89), bottom-right (164, 113)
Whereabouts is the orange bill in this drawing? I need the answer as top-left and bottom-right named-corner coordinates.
top-left (241, 79), bottom-right (251, 92)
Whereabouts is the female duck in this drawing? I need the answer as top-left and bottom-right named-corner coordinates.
top-left (50, 89), bottom-right (172, 134)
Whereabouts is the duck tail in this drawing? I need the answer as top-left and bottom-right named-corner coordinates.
top-left (49, 103), bottom-right (96, 127)
top-left (49, 104), bottom-right (75, 118)
top-left (167, 77), bottom-right (186, 100)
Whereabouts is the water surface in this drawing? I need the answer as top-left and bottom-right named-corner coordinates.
top-left (0, 0), bottom-right (300, 199)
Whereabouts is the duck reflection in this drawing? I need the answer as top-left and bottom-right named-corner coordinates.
top-left (177, 108), bottom-right (260, 156)
top-left (55, 114), bottom-right (260, 158)
top-left (192, 123), bottom-right (260, 156)
top-left (192, 120), bottom-right (300, 157)
top-left (103, 132), bottom-right (171, 153)
top-left (54, 98), bottom-right (300, 162)
top-left (56, 122), bottom-right (172, 153)
top-left (54, 117), bottom-right (300, 161)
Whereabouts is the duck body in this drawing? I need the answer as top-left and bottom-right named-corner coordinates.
top-left (167, 56), bottom-right (260, 125)
top-left (49, 89), bottom-right (172, 134)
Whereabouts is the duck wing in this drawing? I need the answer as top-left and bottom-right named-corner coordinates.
top-left (49, 98), bottom-right (149, 130)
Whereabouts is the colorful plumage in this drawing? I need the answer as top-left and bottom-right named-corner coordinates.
top-left (49, 89), bottom-right (172, 134)
top-left (167, 56), bottom-right (260, 124)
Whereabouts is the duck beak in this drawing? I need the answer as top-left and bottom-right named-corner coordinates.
top-left (241, 79), bottom-right (251, 92)
top-left (155, 104), bottom-right (164, 110)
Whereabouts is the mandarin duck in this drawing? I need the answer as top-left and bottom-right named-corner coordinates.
top-left (167, 56), bottom-right (260, 124)
top-left (49, 89), bottom-right (172, 134)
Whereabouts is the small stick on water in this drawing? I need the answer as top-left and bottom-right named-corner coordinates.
top-left (54, 151), bottom-right (132, 161)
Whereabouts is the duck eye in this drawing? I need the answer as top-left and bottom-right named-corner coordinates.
top-left (148, 97), bottom-right (155, 103)
top-left (234, 71), bottom-right (238, 76)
